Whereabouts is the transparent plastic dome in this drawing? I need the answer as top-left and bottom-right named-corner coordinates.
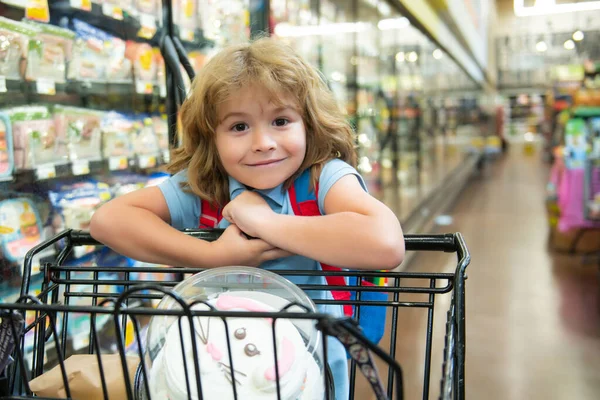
top-left (140, 267), bottom-right (325, 400)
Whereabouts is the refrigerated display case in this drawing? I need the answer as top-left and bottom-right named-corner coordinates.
top-left (271, 0), bottom-right (484, 222)
top-left (0, 0), bottom-right (256, 301)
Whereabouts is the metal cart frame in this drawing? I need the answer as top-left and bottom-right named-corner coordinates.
top-left (0, 229), bottom-right (470, 400)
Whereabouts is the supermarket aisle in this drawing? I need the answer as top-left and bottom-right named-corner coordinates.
top-left (370, 148), bottom-right (600, 399)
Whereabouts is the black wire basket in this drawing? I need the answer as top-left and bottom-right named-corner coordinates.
top-left (0, 229), bottom-right (470, 400)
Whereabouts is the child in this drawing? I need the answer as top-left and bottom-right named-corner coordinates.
top-left (90, 37), bottom-right (405, 399)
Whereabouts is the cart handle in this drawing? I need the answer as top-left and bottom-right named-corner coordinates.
top-left (22, 229), bottom-right (469, 294)
top-left (69, 229), bottom-right (461, 251)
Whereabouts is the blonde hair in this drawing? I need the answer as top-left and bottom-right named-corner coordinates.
top-left (168, 37), bottom-right (357, 206)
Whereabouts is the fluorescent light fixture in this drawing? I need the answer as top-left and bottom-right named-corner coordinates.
top-left (377, 17), bottom-right (409, 30)
top-left (274, 22), bottom-right (371, 37)
top-left (564, 39), bottom-right (575, 50)
top-left (573, 30), bottom-right (584, 41)
top-left (535, 41), bottom-right (547, 52)
top-left (432, 49), bottom-right (443, 59)
top-left (331, 71), bottom-right (344, 82)
top-left (408, 51), bottom-right (418, 62)
top-left (395, 52), bottom-right (405, 62)
top-left (515, 0), bottom-right (600, 16)
top-left (377, 1), bottom-right (391, 17)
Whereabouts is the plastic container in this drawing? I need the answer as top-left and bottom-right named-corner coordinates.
top-left (141, 267), bottom-right (325, 400)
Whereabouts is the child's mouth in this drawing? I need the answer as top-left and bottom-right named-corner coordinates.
top-left (247, 158), bottom-right (285, 167)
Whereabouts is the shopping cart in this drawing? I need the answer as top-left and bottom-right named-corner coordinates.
top-left (0, 229), bottom-right (469, 400)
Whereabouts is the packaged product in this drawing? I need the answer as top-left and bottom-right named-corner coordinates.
top-left (0, 197), bottom-right (43, 264)
top-left (151, 114), bottom-right (169, 151)
top-left (22, 21), bottom-right (74, 83)
top-left (125, 41), bottom-right (157, 83)
top-left (173, 0), bottom-right (197, 40)
top-left (0, 17), bottom-right (35, 80)
top-left (101, 112), bottom-right (135, 159)
top-left (53, 106), bottom-right (104, 162)
top-left (131, 116), bottom-right (160, 156)
top-left (48, 180), bottom-right (112, 258)
top-left (0, 111), bottom-right (14, 180)
top-left (69, 19), bottom-right (133, 82)
top-left (8, 105), bottom-right (68, 170)
top-left (134, 0), bottom-right (158, 15)
top-left (564, 118), bottom-right (588, 170)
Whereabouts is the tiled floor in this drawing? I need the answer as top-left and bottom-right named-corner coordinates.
top-left (356, 147), bottom-right (600, 399)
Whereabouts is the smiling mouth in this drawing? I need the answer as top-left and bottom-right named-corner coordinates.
top-left (246, 159), bottom-right (285, 167)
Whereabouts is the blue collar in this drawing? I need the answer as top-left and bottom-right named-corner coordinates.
top-left (228, 176), bottom-right (286, 207)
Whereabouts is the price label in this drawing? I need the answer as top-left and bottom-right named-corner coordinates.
top-left (0, 76), bottom-right (6, 93)
top-left (71, 160), bottom-right (90, 176)
top-left (36, 78), bottom-right (56, 95)
top-left (35, 164), bottom-right (56, 180)
top-left (135, 80), bottom-right (154, 95)
top-left (102, 3), bottom-right (123, 20)
top-left (162, 150), bottom-right (170, 163)
top-left (69, 0), bottom-right (91, 11)
top-left (180, 28), bottom-right (195, 42)
top-left (26, 0), bottom-right (50, 22)
top-left (137, 13), bottom-right (157, 39)
top-left (109, 156), bottom-right (129, 171)
top-left (159, 83), bottom-right (167, 98)
top-left (138, 155), bottom-right (157, 169)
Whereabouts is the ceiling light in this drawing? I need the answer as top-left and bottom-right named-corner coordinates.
top-left (432, 49), bottom-right (443, 59)
top-left (274, 22), bottom-right (371, 37)
top-left (377, 17), bottom-right (409, 30)
top-left (573, 30), bottom-right (584, 41)
top-left (515, 0), bottom-right (600, 16)
top-left (535, 41), bottom-right (547, 52)
top-left (407, 52), bottom-right (418, 62)
top-left (564, 39), bottom-right (575, 50)
top-left (395, 52), bottom-right (405, 62)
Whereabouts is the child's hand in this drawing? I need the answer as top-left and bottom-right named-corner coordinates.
top-left (213, 224), bottom-right (292, 267)
top-left (222, 191), bottom-right (274, 238)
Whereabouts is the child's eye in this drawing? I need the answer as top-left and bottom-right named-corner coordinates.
top-left (273, 118), bottom-right (289, 127)
top-left (231, 123), bottom-right (249, 132)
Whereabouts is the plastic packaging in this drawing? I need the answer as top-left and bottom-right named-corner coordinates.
top-left (564, 118), bottom-right (588, 170)
top-left (48, 180), bottom-right (112, 232)
top-left (151, 114), bottom-right (168, 151)
top-left (101, 112), bottom-right (135, 159)
top-left (125, 41), bottom-right (157, 83)
top-left (69, 19), bottom-right (132, 82)
top-left (0, 17), bottom-right (35, 80)
top-left (53, 106), bottom-right (104, 162)
top-left (131, 116), bottom-right (160, 156)
top-left (144, 267), bottom-right (324, 400)
top-left (0, 198), bottom-right (43, 263)
top-left (173, 0), bottom-right (197, 40)
top-left (23, 21), bottom-right (74, 83)
top-left (0, 112), bottom-right (14, 180)
top-left (8, 105), bottom-right (68, 170)
top-left (135, 0), bottom-right (158, 15)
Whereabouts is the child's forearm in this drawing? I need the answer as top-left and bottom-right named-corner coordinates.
top-left (90, 206), bottom-right (220, 268)
top-left (258, 212), bottom-right (404, 270)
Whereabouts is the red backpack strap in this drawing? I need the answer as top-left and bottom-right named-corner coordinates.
top-left (289, 170), bottom-right (353, 317)
top-left (199, 199), bottom-right (222, 228)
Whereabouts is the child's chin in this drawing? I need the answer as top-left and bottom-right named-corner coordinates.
top-left (237, 175), bottom-right (287, 191)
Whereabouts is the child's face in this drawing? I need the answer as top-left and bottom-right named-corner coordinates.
top-left (215, 85), bottom-right (307, 190)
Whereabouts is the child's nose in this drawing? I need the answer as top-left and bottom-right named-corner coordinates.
top-left (251, 129), bottom-right (277, 152)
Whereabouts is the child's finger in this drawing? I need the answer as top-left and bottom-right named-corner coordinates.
top-left (261, 249), bottom-right (293, 262)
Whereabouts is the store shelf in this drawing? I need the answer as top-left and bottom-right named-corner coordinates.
top-left (49, 0), bottom-right (156, 44)
top-left (0, 78), bottom-right (165, 108)
top-left (1, 154), bottom-right (167, 189)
